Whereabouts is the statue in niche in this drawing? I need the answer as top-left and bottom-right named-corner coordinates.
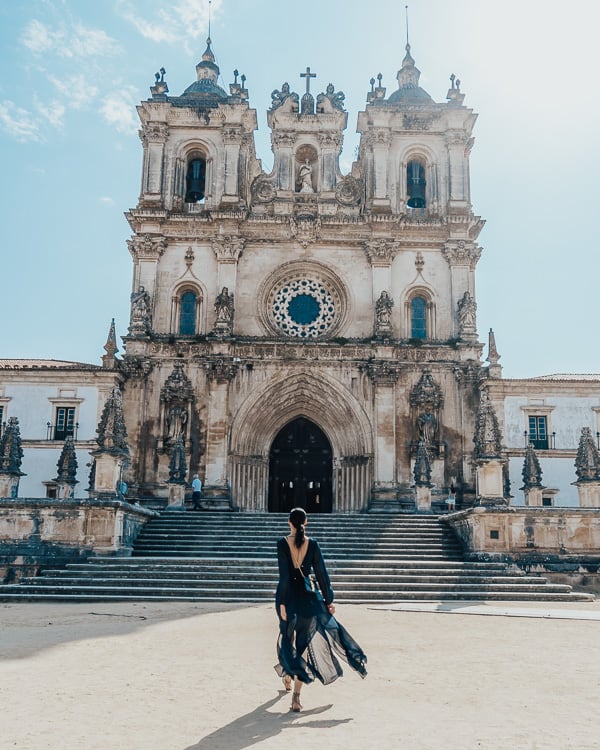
top-left (213, 286), bottom-right (234, 335)
top-left (166, 404), bottom-right (188, 442)
top-left (129, 286), bottom-right (151, 334)
top-left (457, 291), bottom-right (477, 335)
top-left (375, 291), bottom-right (393, 336)
top-left (417, 409), bottom-right (437, 445)
top-left (297, 159), bottom-right (314, 193)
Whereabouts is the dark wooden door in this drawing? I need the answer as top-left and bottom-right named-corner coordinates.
top-left (268, 418), bottom-right (332, 513)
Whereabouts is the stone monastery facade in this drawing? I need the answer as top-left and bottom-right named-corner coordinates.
top-left (2, 39), bottom-right (600, 515)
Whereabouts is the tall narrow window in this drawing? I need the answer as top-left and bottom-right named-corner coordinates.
top-left (528, 416), bottom-right (548, 450)
top-left (407, 160), bottom-right (426, 208)
top-left (185, 158), bottom-right (206, 203)
top-left (411, 296), bottom-right (427, 339)
top-left (0, 405), bottom-right (3, 438)
top-left (54, 407), bottom-right (76, 440)
top-left (179, 291), bottom-right (197, 335)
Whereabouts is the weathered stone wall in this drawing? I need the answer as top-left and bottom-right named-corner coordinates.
top-left (444, 507), bottom-right (600, 592)
top-left (0, 499), bottom-right (156, 583)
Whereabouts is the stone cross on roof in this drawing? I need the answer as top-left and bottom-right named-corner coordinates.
top-left (300, 66), bottom-right (316, 94)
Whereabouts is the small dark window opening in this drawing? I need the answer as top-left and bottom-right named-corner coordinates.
top-left (54, 407), bottom-right (76, 440)
top-left (528, 416), bottom-right (549, 450)
top-left (407, 160), bottom-right (426, 208)
top-left (179, 291), bottom-right (197, 335)
top-left (185, 158), bottom-right (206, 203)
top-left (490, 529), bottom-right (500, 540)
top-left (542, 497), bottom-right (553, 507)
top-left (411, 296), bottom-right (427, 339)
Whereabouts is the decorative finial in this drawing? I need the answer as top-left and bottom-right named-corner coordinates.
top-left (233, 69), bottom-right (238, 84)
top-left (377, 72), bottom-right (383, 86)
top-left (370, 77), bottom-right (375, 92)
top-left (405, 5), bottom-right (409, 47)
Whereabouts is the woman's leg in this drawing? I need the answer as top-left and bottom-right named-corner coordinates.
top-left (291, 678), bottom-right (303, 711)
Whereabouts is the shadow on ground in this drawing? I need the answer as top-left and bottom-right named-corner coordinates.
top-left (184, 693), bottom-right (352, 750)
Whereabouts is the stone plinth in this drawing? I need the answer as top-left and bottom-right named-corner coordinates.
top-left (164, 483), bottom-right (186, 510)
top-left (92, 454), bottom-right (125, 497)
top-left (524, 487), bottom-right (543, 507)
top-left (415, 485), bottom-right (432, 512)
top-left (0, 475), bottom-right (20, 499)
top-left (476, 460), bottom-right (506, 505)
top-left (0, 499), bottom-right (157, 582)
top-left (575, 481), bottom-right (600, 508)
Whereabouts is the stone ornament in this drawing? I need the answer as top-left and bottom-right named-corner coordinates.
top-left (96, 388), bottom-right (129, 456)
top-left (270, 82), bottom-right (299, 111)
top-left (442, 240), bottom-right (482, 270)
top-left (473, 388), bottom-right (502, 460)
top-left (575, 427), bottom-right (600, 481)
top-left (251, 177), bottom-right (275, 204)
top-left (363, 239), bottom-right (400, 266)
top-left (271, 277), bottom-right (336, 339)
top-left (168, 436), bottom-right (187, 484)
top-left (316, 83), bottom-right (345, 112)
top-left (522, 443), bottom-right (543, 489)
top-left (213, 286), bottom-right (235, 336)
top-left (457, 291), bottom-right (477, 339)
top-left (0, 417), bottom-right (24, 475)
top-left (374, 291), bottom-right (394, 337)
top-left (128, 286), bottom-right (152, 336)
top-left (161, 363), bottom-right (194, 447)
top-left (413, 440), bottom-right (432, 486)
top-left (335, 176), bottom-right (362, 207)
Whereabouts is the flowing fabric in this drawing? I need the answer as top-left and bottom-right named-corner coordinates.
top-left (275, 537), bottom-right (367, 685)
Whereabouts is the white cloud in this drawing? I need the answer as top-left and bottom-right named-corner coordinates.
top-left (47, 73), bottom-right (98, 110)
top-left (99, 196), bottom-right (115, 205)
top-left (21, 18), bottom-right (119, 59)
top-left (0, 101), bottom-right (43, 142)
top-left (99, 89), bottom-right (138, 134)
top-left (117, 0), bottom-right (220, 43)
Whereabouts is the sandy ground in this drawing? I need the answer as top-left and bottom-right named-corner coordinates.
top-left (1, 599), bottom-right (599, 750)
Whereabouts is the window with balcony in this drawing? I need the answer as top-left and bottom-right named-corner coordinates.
top-left (528, 415), bottom-right (548, 450)
top-left (52, 407), bottom-right (77, 441)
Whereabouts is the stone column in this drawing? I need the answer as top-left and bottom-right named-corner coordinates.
top-left (211, 237), bottom-right (245, 298)
top-left (370, 130), bottom-right (392, 211)
top-left (139, 122), bottom-right (168, 202)
top-left (222, 128), bottom-right (241, 203)
top-left (364, 240), bottom-right (400, 338)
top-left (318, 132), bottom-right (341, 193)
top-left (442, 241), bottom-right (482, 340)
top-left (272, 132), bottom-right (296, 192)
top-left (202, 358), bottom-right (239, 510)
top-left (366, 362), bottom-right (400, 509)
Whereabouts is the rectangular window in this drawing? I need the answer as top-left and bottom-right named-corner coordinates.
top-left (542, 496), bottom-right (553, 507)
top-left (54, 407), bottom-right (76, 440)
top-left (528, 415), bottom-right (548, 450)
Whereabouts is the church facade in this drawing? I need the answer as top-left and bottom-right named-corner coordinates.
top-left (119, 40), bottom-right (486, 513)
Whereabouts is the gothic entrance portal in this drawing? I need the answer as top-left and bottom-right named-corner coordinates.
top-left (268, 418), bottom-right (333, 513)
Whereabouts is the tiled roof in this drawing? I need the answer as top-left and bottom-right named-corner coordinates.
top-left (530, 374), bottom-right (600, 381)
top-left (0, 359), bottom-right (101, 371)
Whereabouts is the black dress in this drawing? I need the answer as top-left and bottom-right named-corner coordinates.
top-left (275, 536), bottom-right (367, 685)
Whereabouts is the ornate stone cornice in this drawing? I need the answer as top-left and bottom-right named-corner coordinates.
top-left (363, 361), bottom-right (401, 385)
top-left (318, 132), bottom-right (342, 148)
top-left (363, 239), bottom-right (401, 266)
top-left (364, 129), bottom-right (392, 147)
top-left (211, 236), bottom-right (245, 262)
top-left (120, 356), bottom-right (154, 380)
top-left (445, 129), bottom-right (468, 146)
top-left (127, 234), bottom-right (167, 260)
top-left (272, 131), bottom-right (297, 148)
top-left (205, 358), bottom-right (239, 383)
top-left (442, 240), bottom-right (481, 269)
top-left (139, 122), bottom-right (169, 146)
top-left (222, 127), bottom-right (241, 144)
top-left (409, 369), bottom-right (444, 409)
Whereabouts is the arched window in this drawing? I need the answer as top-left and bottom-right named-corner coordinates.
top-left (407, 160), bottom-right (426, 208)
top-left (185, 157), bottom-right (206, 203)
top-left (411, 296), bottom-right (428, 339)
top-left (179, 291), bottom-right (197, 335)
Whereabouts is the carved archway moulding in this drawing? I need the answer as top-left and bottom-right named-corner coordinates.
top-left (229, 370), bottom-right (373, 459)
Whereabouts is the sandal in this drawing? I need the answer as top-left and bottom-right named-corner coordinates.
top-left (282, 675), bottom-right (292, 692)
top-left (291, 691), bottom-right (303, 712)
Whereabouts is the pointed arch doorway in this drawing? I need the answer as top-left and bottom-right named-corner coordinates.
top-left (268, 417), bottom-right (333, 513)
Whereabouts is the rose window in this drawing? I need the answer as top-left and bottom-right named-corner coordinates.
top-left (269, 278), bottom-right (338, 338)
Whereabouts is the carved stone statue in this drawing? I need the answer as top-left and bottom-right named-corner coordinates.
top-left (270, 82), bottom-right (299, 110)
top-left (457, 291), bottom-right (477, 337)
top-left (418, 409), bottom-right (437, 445)
top-left (374, 291), bottom-right (393, 336)
top-left (297, 159), bottom-right (314, 193)
top-left (213, 286), bottom-right (234, 335)
top-left (166, 404), bottom-right (188, 442)
top-left (129, 286), bottom-right (151, 335)
top-left (317, 83), bottom-right (346, 111)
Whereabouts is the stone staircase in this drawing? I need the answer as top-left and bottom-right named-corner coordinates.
top-left (0, 513), bottom-right (592, 602)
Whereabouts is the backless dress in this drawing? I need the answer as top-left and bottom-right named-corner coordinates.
top-left (275, 536), bottom-right (367, 685)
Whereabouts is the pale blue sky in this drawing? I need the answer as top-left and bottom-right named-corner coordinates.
top-left (1, 0), bottom-right (598, 378)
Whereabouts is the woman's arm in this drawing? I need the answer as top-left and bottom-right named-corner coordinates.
top-left (312, 540), bottom-right (335, 608)
top-left (276, 539), bottom-right (291, 619)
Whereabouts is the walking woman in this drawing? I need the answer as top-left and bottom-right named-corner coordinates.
top-left (275, 507), bottom-right (367, 712)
